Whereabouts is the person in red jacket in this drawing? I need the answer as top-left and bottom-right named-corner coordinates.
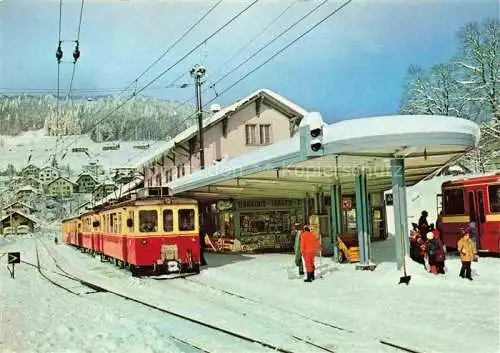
top-left (300, 225), bottom-right (321, 282)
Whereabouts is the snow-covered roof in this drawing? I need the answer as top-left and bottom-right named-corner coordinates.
top-left (93, 177), bottom-right (144, 207)
top-left (1, 210), bottom-right (38, 224)
top-left (167, 114), bottom-right (480, 196)
top-left (2, 201), bottom-right (34, 210)
top-left (127, 89), bottom-right (308, 169)
top-left (47, 176), bottom-right (77, 187)
top-left (15, 185), bottom-right (38, 194)
top-left (75, 173), bottom-right (98, 183)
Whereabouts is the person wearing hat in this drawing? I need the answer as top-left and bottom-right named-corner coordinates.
top-left (425, 231), bottom-right (438, 274)
top-left (457, 230), bottom-right (476, 280)
top-left (293, 222), bottom-right (304, 276)
top-left (418, 210), bottom-right (430, 239)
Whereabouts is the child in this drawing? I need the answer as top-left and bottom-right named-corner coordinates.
top-left (426, 232), bottom-right (438, 274)
top-left (457, 231), bottom-right (477, 280)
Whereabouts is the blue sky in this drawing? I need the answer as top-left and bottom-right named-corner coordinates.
top-left (0, 0), bottom-right (498, 122)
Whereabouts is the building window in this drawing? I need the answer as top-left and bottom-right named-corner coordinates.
top-left (166, 169), bottom-right (173, 183)
top-left (443, 188), bottom-right (465, 215)
top-left (245, 124), bottom-right (257, 145)
top-left (155, 174), bottom-right (161, 186)
top-left (139, 210), bottom-right (158, 233)
top-left (259, 124), bottom-right (271, 145)
top-left (163, 209), bottom-right (173, 232)
top-left (222, 118), bottom-right (228, 138)
top-left (177, 164), bottom-right (185, 178)
top-left (489, 185), bottom-right (500, 213)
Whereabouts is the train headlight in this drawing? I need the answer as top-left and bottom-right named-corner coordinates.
top-left (141, 239), bottom-right (148, 245)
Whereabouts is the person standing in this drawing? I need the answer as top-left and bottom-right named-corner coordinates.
top-left (300, 225), bottom-right (321, 283)
top-left (293, 223), bottom-right (304, 276)
top-left (418, 210), bottom-right (430, 238)
top-left (457, 230), bottom-right (476, 280)
top-left (199, 228), bottom-right (207, 266)
top-left (425, 232), bottom-right (438, 274)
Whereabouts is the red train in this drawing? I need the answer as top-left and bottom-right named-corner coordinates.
top-left (440, 174), bottom-right (500, 254)
top-left (62, 197), bottom-right (201, 276)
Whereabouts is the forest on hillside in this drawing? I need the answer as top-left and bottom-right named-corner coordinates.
top-left (0, 95), bottom-right (196, 141)
top-left (400, 19), bottom-right (500, 172)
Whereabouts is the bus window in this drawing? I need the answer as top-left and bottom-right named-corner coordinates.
top-left (468, 192), bottom-right (476, 222)
top-left (179, 209), bottom-right (195, 231)
top-left (443, 188), bottom-right (465, 215)
top-left (489, 185), bottom-right (500, 212)
top-left (163, 210), bottom-right (173, 232)
top-left (139, 210), bottom-right (158, 232)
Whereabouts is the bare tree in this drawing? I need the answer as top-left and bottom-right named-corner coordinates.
top-left (456, 19), bottom-right (500, 122)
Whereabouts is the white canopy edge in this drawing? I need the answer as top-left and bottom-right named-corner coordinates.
top-left (167, 115), bottom-right (480, 195)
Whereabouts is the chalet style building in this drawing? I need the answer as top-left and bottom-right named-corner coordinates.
top-left (75, 173), bottom-right (98, 193)
top-left (142, 89), bottom-right (308, 188)
top-left (46, 177), bottom-right (76, 198)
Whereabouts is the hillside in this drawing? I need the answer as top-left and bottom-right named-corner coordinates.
top-left (0, 129), bottom-right (171, 174)
top-left (0, 95), bottom-right (195, 141)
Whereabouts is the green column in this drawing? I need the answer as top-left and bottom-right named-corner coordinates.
top-left (355, 168), bottom-right (370, 265)
top-left (391, 158), bottom-right (410, 270)
top-left (330, 183), bottom-right (342, 262)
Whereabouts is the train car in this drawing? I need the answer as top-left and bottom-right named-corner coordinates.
top-left (61, 216), bottom-right (81, 246)
top-left (62, 196), bottom-right (201, 276)
top-left (440, 174), bottom-right (500, 254)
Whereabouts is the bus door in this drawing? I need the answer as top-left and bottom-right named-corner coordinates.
top-left (475, 190), bottom-right (487, 250)
top-left (468, 189), bottom-right (487, 250)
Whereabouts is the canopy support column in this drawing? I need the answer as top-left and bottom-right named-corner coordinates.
top-left (330, 182), bottom-right (342, 262)
top-left (391, 158), bottom-right (410, 270)
top-left (355, 168), bottom-right (375, 270)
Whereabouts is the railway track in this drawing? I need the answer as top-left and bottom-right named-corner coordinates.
top-left (25, 238), bottom-right (336, 353)
top-left (180, 277), bottom-right (423, 353)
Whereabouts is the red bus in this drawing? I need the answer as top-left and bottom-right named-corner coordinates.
top-left (440, 174), bottom-right (500, 254)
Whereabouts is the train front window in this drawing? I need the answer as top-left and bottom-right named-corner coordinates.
top-left (163, 210), bottom-right (173, 232)
top-left (179, 209), bottom-right (195, 231)
top-left (488, 185), bottom-right (500, 213)
top-left (139, 210), bottom-right (158, 233)
top-left (443, 188), bottom-right (465, 215)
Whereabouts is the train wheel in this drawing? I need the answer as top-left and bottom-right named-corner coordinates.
top-left (193, 264), bottom-right (200, 274)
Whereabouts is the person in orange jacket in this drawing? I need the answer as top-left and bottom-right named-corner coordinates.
top-left (300, 225), bottom-right (322, 282)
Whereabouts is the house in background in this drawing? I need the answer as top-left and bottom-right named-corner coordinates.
top-left (15, 186), bottom-right (38, 201)
top-left (0, 211), bottom-right (38, 235)
top-left (93, 181), bottom-right (118, 201)
top-left (21, 164), bottom-right (40, 179)
top-left (75, 173), bottom-right (98, 193)
top-left (142, 89), bottom-right (308, 188)
top-left (46, 176), bottom-right (76, 198)
top-left (39, 166), bottom-right (60, 184)
top-left (22, 176), bottom-right (43, 191)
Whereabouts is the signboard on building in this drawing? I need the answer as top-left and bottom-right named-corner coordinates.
top-left (235, 199), bottom-right (302, 210)
top-left (385, 193), bottom-right (393, 206)
top-left (342, 197), bottom-right (353, 211)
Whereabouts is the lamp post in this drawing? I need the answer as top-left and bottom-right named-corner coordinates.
top-left (190, 65), bottom-right (207, 170)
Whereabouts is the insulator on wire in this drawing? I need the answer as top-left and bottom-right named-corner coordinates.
top-left (73, 41), bottom-right (80, 63)
top-left (56, 41), bottom-right (63, 63)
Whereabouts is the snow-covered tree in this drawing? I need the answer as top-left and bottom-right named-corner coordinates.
top-left (400, 19), bottom-right (500, 172)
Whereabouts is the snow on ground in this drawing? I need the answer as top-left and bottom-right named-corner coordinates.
top-left (0, 129), bottom-right (170, 171)
top-left (1, 233), bottom-right (499, 353)
top-left (0, 236), bottom-right (276, 353)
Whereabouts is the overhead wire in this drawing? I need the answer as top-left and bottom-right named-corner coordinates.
top-left (122, 0), bottom-right (354, 169)
top-left (50, 0), bottom-right (259, 164)
top-left (66, 0), bottom-right (85, 100)
top-left (176, 0), bottom-right (329, 109)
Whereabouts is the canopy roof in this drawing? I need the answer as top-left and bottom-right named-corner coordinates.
top-left (167, 115), bottom-right (480, 199)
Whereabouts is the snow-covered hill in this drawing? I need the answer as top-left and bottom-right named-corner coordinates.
top-left (0, 129), bottom-right (170, 173)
